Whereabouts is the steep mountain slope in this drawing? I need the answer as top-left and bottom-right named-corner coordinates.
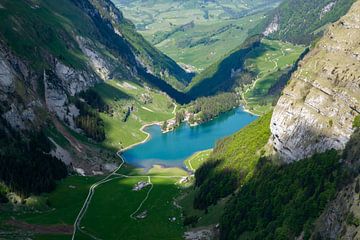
top-left (270, 0), bottom-right (360, 162)
top-left (89, 0), bottom-right (193, 90)
top-left (188, 2), bottom-right (360, 237)
top-left (311, 129), bottom-right (360, 239)
top-left (184, 0), bottom-right (355, 102)
top-left (193, 112), bottom-right (272, 210)
top-left (0, 0), bottom-right (191, 194)
top-left (185, 35), bottom-right (305, 106)
top-left (185, 35), bottom-right (262, 99)
top-left (251, 0), bottom-right (355, 44)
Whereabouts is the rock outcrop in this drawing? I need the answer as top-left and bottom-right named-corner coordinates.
top-left (310, 129), bottom-right (360, 239)
top-left (263, 15), bottom-right (279, 37)
top-left (270, 0), bottom-right (360, 162)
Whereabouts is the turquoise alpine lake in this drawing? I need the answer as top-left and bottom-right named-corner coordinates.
top-left (121, 108), bottom-right (258, 168)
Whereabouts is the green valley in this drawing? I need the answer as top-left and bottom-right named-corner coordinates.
top-left (0, 0), bottom-right (359, 239)
top-left (113, 0), bottom-right (282, 71)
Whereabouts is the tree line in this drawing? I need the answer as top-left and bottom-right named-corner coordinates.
top-left (188, 92), bottom-right (239, 123)
top-left (220, 149), bottom-right (353, 239)
top-left (0, 123), bottom-right (67, 198)
top-left (74, 90), bottom-right (107, 142)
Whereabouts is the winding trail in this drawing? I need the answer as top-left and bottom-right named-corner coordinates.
top-left (71, 150), bottom-right (186, 240)
top-left (241, 47), bottom-right (286, 114)
top-left (71, 151), bottom-right (125, 240)
top-left (129, 176), bottom-right (153, 220)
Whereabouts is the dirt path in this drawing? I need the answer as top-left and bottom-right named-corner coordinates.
top-left (72, 152), bottom-right (186, 240)
top-left (71, 100), bottom-right (183, 239)
top-left (71, 151), bottom-right (125, 240)
top-left (130, 176), bottom-right (153, 220)
top-left (241, 50), bottom-right (284, 114)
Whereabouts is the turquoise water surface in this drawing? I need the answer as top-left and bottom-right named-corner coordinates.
top-left (121, 108), bottom-right (257, 168)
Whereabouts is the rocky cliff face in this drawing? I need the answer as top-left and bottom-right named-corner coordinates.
top-left (310, 128), bottom-right (360, 239)
top-left (0, 0), bottom-right (189, 173)
top-left (270, 0), bottom-right (360, 162)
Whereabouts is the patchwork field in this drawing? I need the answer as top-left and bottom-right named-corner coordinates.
top-left (113, 0), bottom-right (281, 71)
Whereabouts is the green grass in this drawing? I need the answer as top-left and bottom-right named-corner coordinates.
top-left (0, 176), bottom-right (100, 239)
top-left (211, 112), bottom-right (272, 174)
top-left (113, 0), bottom-right (281, 71)
top-left (353, 115), bottom-right (360, 128)
top-left (0, 164), bottom-right (190, 240)
top-left (147, 165), bottom-right (188, 177)
top-left (155, 15), bottom-right (264, 71)
top-left (179, 188), bottom-right (227, 227)
top-left (0, 0), bottom-right (91, 70)
top-left (44, 125), bottom-right (70, 148)
top-left (190, 112), bottom-right (273, 210)
top-left (15, 177), bottom-right (100, 225)
top-left (79, 176), bottom-right (184, 240)
top-left (184, 150), bottom-right (212, 171)
top-left (241, 39), bottom-right (305, 114)
top-left (34, 235), bottom-right (70, 240)
top-left (92, 79), bottom-right (175, 149)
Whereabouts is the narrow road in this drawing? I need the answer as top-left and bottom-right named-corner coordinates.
top-left (71, 151), bottom-right (125, 240)
top-left (71, 151), bottom-right (186, 240)
top-left (241, 48), bottom-right (286, 112)
top-left (130, 176), bottom-right (153, 220)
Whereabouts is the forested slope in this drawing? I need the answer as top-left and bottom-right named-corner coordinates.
top-left (250, 0), bottom-right (355, 44)
top-left (185, 35), bottom-right (262, 99)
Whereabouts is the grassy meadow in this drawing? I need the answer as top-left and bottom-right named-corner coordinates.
top-left (240, 39), bottom-right (305, 114)
top-left (0, 166), bottom-right (190, 240)
top-left (113, 0), bottom-right (281, 71)
top-left (184, 150), bottom-right (212, 172)
top-left (93, 79), bottom-right (175, 150)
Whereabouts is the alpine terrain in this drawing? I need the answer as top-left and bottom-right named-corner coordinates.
top-left (0, 0), bottom-right (358, 239)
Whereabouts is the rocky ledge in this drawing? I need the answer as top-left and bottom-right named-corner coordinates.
top-left (270, 1), bottom-right (360, 162)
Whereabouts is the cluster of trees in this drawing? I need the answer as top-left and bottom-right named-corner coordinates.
top-left (74, 96), bottom-right (105, 142)
top-left (193, 112), bottom-right (272, 210)
top-left (78, 89), bottom-right (109, 112)
top-left (0, 126), bottom-right (67, 198)
top-left (75, 115), bottom-right (105, 142)
top-left (189, 93), bottom-right (239, 123)
top-left (220, 149), bottom-right (351, 240)
top-left (122, 106), bottom-right (133, 122)
top-left (343, 128), bottom-right (360, 166)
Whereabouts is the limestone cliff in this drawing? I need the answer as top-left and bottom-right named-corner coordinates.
top-left (270, 0), bottom-right (360, 162)
top-left (0, 0), bottom-right (188, 174)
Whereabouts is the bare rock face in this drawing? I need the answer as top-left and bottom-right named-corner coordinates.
top-left (76, 36), bottom-right (114, 81)
top-left (270, 1), bottom-right (360, 162)
top-left (54, 60), bottom-right (98, 96)
top-left (0, 56), bottom-right (14, 93)
top-left (263, 15), bottom-right (279, 37)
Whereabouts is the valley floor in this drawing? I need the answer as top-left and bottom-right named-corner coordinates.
top-left (0, 155), bottom-right (189, 240)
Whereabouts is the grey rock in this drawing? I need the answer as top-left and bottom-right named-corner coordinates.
top-left (270, 1), bottom-right (360, 162)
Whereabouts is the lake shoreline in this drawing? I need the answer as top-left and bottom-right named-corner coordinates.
top-left (120, 107), bottom-right (258, 169)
